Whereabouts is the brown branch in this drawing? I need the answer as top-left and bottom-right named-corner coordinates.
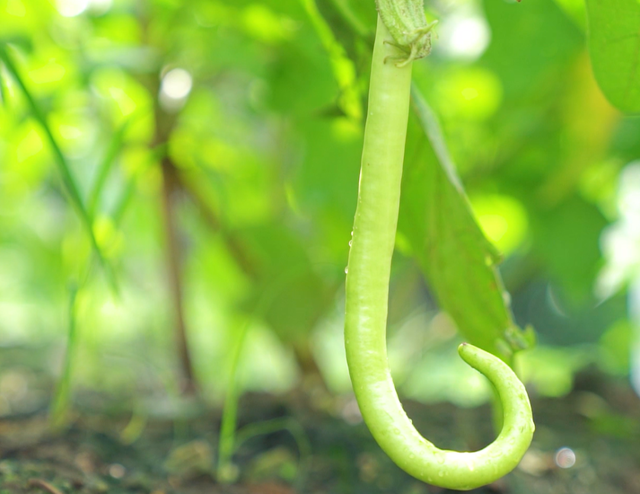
top-left (174, 171), bottom-right (259, 281)
top-left (133, 10), bottom-right (197, 397)
top-left (160, 158), bottom-right (197, 395)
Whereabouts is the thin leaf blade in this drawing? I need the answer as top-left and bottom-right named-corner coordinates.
top-left (0, 45), bottom-right (119, 293)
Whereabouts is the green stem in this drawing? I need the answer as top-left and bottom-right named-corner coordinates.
top-left (344, 17), bottom-right (534, 491)
top-left (49, 284), bottom-right (79, 432)
top-left (216, 315), bottom-right (251, 482)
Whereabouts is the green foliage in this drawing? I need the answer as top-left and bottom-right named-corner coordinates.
top-left (482, 0), bottom-right (583, 102)
top-left (586, 0), bottom-right (640, 113)
top-left (240, 223), bottom-right (335, 344)
top-left (0, 0), bottom-right (635, 421)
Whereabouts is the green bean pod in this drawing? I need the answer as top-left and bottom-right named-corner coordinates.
top-left (344, 16), bottom-right (534, 491)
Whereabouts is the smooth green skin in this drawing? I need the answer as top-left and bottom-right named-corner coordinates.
top-left (586, 0), bottom-right (640, 113)
top-left (344, 17), bottom-right (535, 491)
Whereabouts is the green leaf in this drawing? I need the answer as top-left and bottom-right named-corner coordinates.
top-left (530, 196), bottom-right (608, 302)
top-left (398, 87), bottom-right (531, 363)
top-left (586, 0), bottom-right (640, 113)
top-left (482, 0), bottom-right (583, 102)
top-left (320, 0), bottom-right (373, 39)
top-left (553, 0), bottom-right (586, 29)
top-left (238, 223), bottom-right (335, 344)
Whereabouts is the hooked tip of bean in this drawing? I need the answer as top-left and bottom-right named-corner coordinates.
top-left (457, 342), bottom-right (479, 363)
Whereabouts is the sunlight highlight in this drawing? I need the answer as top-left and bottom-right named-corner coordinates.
top-left (55, 0), bottom-right (89, 17)
top-left (437, 8), bottom-right (490, 61)
top-left (160, 68), bottom-right (193, 111)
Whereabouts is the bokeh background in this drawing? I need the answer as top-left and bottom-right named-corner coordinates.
top-left (1, 0), bottom-right (640, 492)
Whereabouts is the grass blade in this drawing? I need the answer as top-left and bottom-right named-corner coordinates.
top-left (216, 268), bottom-right (311, 482)
top-left (0, 65), bottom-right (6, 106)
top-left (0, 45), bottom-right (118, 294)
top-left (87, 118), bottom-right (132, 219)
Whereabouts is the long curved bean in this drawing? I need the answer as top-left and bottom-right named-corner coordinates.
top-left (344, 15), bottom-right (534, 491)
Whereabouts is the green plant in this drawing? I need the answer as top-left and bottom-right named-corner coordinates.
top-left (234, 417), bottom-right (311, 489)
top-left (586, 0), bottom-right (640, 113)
top-left (0, 45), bottom-right (118, 293)
top-left (49, 283), bottom-right (79, 431)
top-left (216, 266), bottom-right (321, 483)
top-left (343, 5), bottom-right (534, 490)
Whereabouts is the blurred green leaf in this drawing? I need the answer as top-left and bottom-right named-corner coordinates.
top-left (530, 197), bottom-right (608, 301)
top-left (315, 0), bottom-right (375, 65)
top-left (553, 0), bottom-right (587, 30)
top-left (482, 0), bottom-right (583, 102)
top-left (320, 0), bottom-right (373, 38)
top-left (599, 319), bottom-right (632, 375)
top-left (239, 223), bottom-right (335, 344)
top-left (585, 0), bottom-right (640, 113)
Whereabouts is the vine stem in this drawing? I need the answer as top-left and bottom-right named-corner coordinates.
top-left (344, 16), bottom-right (534, 491)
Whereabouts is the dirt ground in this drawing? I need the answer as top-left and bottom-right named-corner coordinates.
top-left (1, 365), bottom-right (640, 494)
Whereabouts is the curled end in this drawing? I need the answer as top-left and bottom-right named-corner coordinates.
top-left (353, 341), bottom-right (535, 490)
top-left (457, 342), bottom-right (535, 464)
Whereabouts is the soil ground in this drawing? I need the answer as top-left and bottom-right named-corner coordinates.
top-left (1, 366), bottom-right (640, 494)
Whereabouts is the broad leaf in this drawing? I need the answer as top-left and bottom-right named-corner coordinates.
top-left (398, 88), bottom-right (533, 362)
top-left (586, 0), bottom-right (640, 113)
